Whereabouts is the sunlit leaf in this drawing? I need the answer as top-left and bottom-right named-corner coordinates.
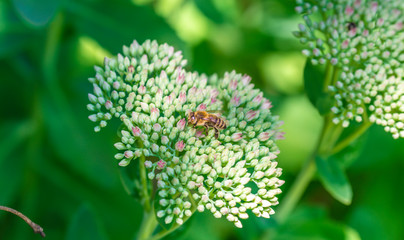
top-left (316, 156), bottom-right (353, 205)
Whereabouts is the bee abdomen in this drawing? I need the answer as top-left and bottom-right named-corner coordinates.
top-left (217, 118), bottom-right (227, 129)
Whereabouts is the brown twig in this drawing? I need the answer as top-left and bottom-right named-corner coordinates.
top-left (0, 205), bottom-right (46, 237)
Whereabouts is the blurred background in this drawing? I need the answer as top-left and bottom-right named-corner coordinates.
top-left (1, 0), bottom-right (404, 239)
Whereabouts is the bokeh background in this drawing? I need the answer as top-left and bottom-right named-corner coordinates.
top-left (1, 0), bottom-right (404, 239)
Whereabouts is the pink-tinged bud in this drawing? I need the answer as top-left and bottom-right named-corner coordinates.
top-left (371, 2), bottom-right (378, 12)
top-left (377, 18), bottom-right (384, 27)
top-left (230, 95), bottom-right (241, 107)
top-left (345, 6), bottom-right (354, 16)
top-left (261, 99), bottom-right (273, 110)
top-left (151, 107), bottom-right (159, 121)
top-left (363, 29), bottom-right (369, 37)
top-left (211, 97), bottom-right (217, 103)
top-left (197, 104), bottom-right (207, 111)
top-left (348, 28), bottom-right (356, 37)
top-left (258, 132), bottom-right (271, 141)
top-left (276, 120), bottom-right (285, 128)
top-left (396, 22), bottom-right (403, 31)
top-left (124, 150), bottom-right (133, 158)
top-left (112, 81), bottom-right (120, 90)
top-left (128, 65), bottom-right (134, 73)
top-left (144, 161), bottom-right (152, 168)
top-left (105, 100), bottom-right (113, 109)
top-left (195, 130), bottom-right (205, 138)
top-left (231, 133), bottom-right (243, 141)
top-left (354, 0), bottom-right (361, 7)
top-left (229, 80), bottom-right (238, 90)
top-left (275, 131), bottom-right (285, 140)
top-left (157, 159), bottom-right (167, 170)
top-left (179, 91), bottom-right (187, 104)
top-left (253, 94), bottom-right (263, 103)
top-left (211, 89), bottom-right (219, 98)
top-left (138, 85), bottom-right (146, 94)
top-left (176, 72), bottom-right (185, 84)
top-left (132, 126), bottom-right (141, 136)
top-left (188, 87), bottom-right (197, 96)
top-left (175, 140), bottom-right (185, 152)
top-left (88, 93), bottom-right (97, 103)
top-left (177, 118), bottom-right (186, 131)
top-left (242, 74), bottom-right (251, 86)
top-left (342, 40), bottom-right (349, 49)
top-left (246, 110), bottom-right (258, 121)
top-left (160, 70), bottom-right (167, 79)
top-left (153, 123), bottom-right (161, 132)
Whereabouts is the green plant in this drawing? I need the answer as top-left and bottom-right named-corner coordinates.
top-left (87, 40), bottom-right (285, 239)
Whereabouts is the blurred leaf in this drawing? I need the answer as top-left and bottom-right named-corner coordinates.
top-left (0, 1), bottom-right (34, 57)
top-left (193, 0), bottom-right (225, 24)
top-left (275, 219), bottom-right (361, 240)
top-left (303, 60), bottom-right (333, 115)
top-left (66, 204), bottom-right (108, 240)
top-left (348, 207), bottom-right (385, 240)
top-left (41, 94), bottom-right (115, 188)
top-left (65, 0), bottom-right (183, 54)
top-left (11, 0), bottom-right (61, 27)
top-left (0, 146), bottom-right (23, 205)
top-left (119, 161), bottom-right (141, 200)
top-left (316, 156), bottom-right (353, 205)
top-left (0, 120), bottom-right (33, 166)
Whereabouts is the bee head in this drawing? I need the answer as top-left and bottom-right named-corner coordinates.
top-left (187, 112), bottom-right (197, 125)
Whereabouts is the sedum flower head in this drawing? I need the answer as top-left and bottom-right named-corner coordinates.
top-left (87, 40), bottom-right (284, 228)
top-left (294, 0), bottom-right (404, 138)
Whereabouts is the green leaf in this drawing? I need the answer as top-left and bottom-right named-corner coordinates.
top-left (0, 120), bottom-right (33, 166)
top-left (64, 0), bottom-right (183, 54)
top-left (12, 0), bottom-right (61, 27)
top-left (275, 219), bottom-right (361, 240)
top-left (118, 161), bottom-right (142, 200)
top-left (0, 1), bottom-right (34, 56)
top-left (315, 156), bottom-right (353, 205)
top-left (303, 60), bottom-right (333, 115)
top-left (194, 0), bottom-right (225, 24)
top-left (66, 204), bottom-right (108, 240)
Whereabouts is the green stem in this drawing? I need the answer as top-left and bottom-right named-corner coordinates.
top-left (331, 120), bottom-right (372, 154)
top-left (139, 142), bottom-right (151, 212)
top-left (276, 115), bottom-right (334, 224)
top-left (136, 210), bottom-right (159, 240)
top-left (275, 156), bottom-right (316, 224)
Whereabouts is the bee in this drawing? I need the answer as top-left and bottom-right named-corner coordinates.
top-left (347, 22), bottom-right (357, 31)
top-left (187, 111), bottom-right (227, 139)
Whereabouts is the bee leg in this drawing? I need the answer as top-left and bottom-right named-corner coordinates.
top-left (214, 128), bottom-right (219, 139)
top-left (204, 124), bottom-right (209, 136)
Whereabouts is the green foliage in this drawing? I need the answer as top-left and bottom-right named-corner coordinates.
top-left (315, 156), bottom-right (352, 205)
top-left (1, 0), bottom-right (403, 239)
top-left (303, 60), bottom-right (333, 115)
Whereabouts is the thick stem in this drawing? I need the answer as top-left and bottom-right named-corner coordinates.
top-left (139, 144), bottom-right (151, 212)
top-left (136, 210), bottom-right (158, 240)
top-left (276, 115), bottom-right (334, 224)
top-left (275, 157), bottom-right (316, 224)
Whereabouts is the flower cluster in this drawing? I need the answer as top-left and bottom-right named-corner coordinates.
top-left (294, 0), bottom-right (404, 138)
top-left (87, 40), bottom-right (284, 228)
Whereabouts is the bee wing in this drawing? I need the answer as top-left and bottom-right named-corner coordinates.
top-left (206, 110), bottom-right (223, 116)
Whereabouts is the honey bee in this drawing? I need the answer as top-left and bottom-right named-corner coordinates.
top-left (347, 22), bottom-right (357, 31)
top-left (187, 111), bottom-right (227, 139)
